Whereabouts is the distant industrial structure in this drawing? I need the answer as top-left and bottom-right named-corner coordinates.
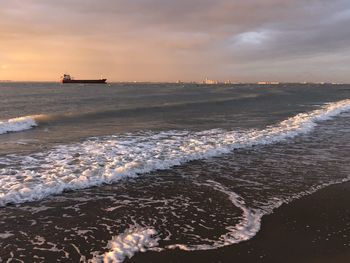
top-left (177, 79), bottom-right (344, 86)
top-left (202, 78), bottom-right (219, 85)
top-left (201, 79), bottom-right (283, 85)
top-left (257, 81), bottom-right (280, 85)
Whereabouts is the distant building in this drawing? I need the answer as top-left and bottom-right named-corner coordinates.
top-left (203, 78), bottom-right (218, 84)
top-left (257, 81), bottom-right (280, 85)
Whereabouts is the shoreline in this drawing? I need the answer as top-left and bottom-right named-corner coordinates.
top-left (129, 181), bottom-right (350, 263)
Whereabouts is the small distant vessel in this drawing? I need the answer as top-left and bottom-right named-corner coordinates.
top-left (61, 74), bottom-right (107, 84)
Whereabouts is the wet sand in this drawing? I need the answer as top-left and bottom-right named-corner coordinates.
top-left (129, 181), bottom-right (350, 263)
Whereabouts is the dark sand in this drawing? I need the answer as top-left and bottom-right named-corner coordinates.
top-left (129, 181), bottom-right (350, 263)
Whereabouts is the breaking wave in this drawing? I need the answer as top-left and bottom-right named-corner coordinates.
top-left (0, 96), bottom-right (258, 129)
top-left (0, 116), bottom-right (38, 135)
top-left (0, 99), bottom-right (350, 207)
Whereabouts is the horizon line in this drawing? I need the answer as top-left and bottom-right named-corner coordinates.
top-left (0, 80), bottom-right (348, 85)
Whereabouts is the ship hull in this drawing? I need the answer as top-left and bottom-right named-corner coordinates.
top-left (62, 79), bottom-right (107, 84)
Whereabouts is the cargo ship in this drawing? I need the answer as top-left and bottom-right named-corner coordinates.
top-left (61, 74), bottom-right (107, 84)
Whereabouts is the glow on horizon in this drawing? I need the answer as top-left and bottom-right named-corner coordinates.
top-left (1, 0), bottom-right (350, 83)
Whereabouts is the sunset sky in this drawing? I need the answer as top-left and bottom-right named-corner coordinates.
top-left (1, 0), bottom-right (350, 82)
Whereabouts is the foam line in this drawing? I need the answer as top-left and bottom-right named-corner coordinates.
top-left (0, 99), bottom-right (350, 207)
top-left (167, 175), bottom-right (350, 251)
top-left (167, 180), bottom-right (262, 251)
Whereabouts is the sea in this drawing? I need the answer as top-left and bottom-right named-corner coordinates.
top-left (0, 82), bottom-right (350, 262)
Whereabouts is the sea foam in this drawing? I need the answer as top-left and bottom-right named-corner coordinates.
top-left (91, 227), bottom-right (159, 263)
top-left (0, 99), bottom-right (350, 207)
top-left (166, 175), bottom-right (350, 252)
top-left (0, 116), bottom-right (37, 135)
top-left (168, 180), bottom-right (263, 251)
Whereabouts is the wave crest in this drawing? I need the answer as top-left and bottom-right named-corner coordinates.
top-left (0, 99), bottom-right (350, 207)
top-left (0, 116), bottom-right (38, 135)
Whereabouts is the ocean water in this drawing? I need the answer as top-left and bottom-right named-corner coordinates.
top-left (0, 82), bottom-right (350, 262)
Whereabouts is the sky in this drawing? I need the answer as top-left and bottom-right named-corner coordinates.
top-left (0, 0), bottom-right (350, 82)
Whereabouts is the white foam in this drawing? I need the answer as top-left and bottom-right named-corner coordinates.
top-left (0, 231), bottom-right (14, 239)
top-left (0, 99), bottom-right (350, 207)
top-left (90, 227), bottom-right (159, 263)
top-left (167, 175), bottom-right (350, 251)
top-left (168, 180), bottom-right (262, 251)
top-left (0, 116), bottom-right (37, 135)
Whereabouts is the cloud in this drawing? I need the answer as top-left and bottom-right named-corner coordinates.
top-left (1, 0), bottom-right (350, 81)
